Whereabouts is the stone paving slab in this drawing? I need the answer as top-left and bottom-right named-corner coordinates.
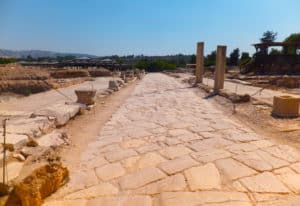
top-left (45, 73), bottom-right (300, 205)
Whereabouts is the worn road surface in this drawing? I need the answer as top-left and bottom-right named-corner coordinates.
top-left (45, 73), bottom-right (300, 206)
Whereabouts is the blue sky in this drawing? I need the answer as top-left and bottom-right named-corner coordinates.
top-left (0, 0), bottom-right (299, 56)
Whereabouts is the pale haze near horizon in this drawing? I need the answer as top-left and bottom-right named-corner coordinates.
top-left (0, 0), bottom-right (299, 56)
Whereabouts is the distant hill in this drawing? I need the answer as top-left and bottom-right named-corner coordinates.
top-left (0, 49), bottom-right (98, 58)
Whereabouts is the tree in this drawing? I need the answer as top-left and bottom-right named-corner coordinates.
top-left (239, 52), bottom-right (251, 67)
top-left (135, 60), bottom-right (176, 72)
top-left (26, 55), bottom-right (34, 61)
top-left (0, 58), bottom-right (16, 64)
top-left (228, 48), bottom-right (240, 66)
top-left (260, 31), bottom-right (277, 43)
top-left (284, 33), bottom-right (300, 44)
top-left (269, 48), bottom-right (281, 55)
top-left (175, 54), bottom-right (186, 67)
top-left (283, 33), bottom-right (300, 55)
top-left (190, 55), bottom-right (196, 64)
top-left (240, 52), bottom-right (250, 61)
top-left (204, 50), bottom-right (216, 66)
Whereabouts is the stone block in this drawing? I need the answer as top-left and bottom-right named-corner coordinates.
top-left (159, 155), bottom-right (198, 175)
top-left (215, 158), bottom-right (256, 180)
top-left (155, 191), bottom-right (251, 206)
top-left (86, 195), bottom-right (152, 206)
top-left (95, 163), bottom-right (125, 181)
top-left (119, 167), bottom-right (166, 190)
top-left (33, 103), bottom-right (81, 126)
top-left (184, 163), bottom-right (221, 190)
top-left (272, 95), bottom-right (300, 118)
top-left (75, 89), bottom-right (96, 105)
top-left (64, 182), bottom-right (118, 199)
top-left (36, 131), bottom-right (66, 147)
top-left (135, 174), bottom-right (186, 195)
top-left (239, 172), bottom-right (290, 193)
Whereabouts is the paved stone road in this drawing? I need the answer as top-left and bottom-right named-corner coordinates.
top-left (45, 73), bottom-right (300, 206)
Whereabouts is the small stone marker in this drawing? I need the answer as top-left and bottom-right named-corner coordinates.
top-left (272, 95), bottom-right (300, 117)
top-left (75, 89), bottom-right (96, 105)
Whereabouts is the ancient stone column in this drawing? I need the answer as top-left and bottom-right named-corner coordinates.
top-left (214, 45), bottom-right (227, 92)
top-left (195, 42), bottom-right (204, 83)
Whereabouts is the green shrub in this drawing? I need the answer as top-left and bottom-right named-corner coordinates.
top-left (135, 60), bottom-right (176, 72)
top-left (0, 58), bottom-right (17, 64)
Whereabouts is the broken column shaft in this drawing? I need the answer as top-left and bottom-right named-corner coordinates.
top-left (214, 45), bottom-right (227, 92)
top-left (195, 42), bottom-right (204, 83)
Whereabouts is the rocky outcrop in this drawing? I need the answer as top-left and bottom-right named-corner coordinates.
top-left (2, 148), bottom-right (69, 206)
top-left (12, 162), bottom-right (68, 206)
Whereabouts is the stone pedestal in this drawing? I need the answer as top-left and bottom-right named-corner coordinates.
top-left (195, 42), bottom-right (204, 83)
top-left (272, 95), bottom-right (300, 117)
top-left (75, 89), bottom-right (96, 105)
top-left (214, 46), bottom-right (227, 92)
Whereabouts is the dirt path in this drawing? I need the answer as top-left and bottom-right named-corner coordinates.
top-left (45, 73), bottom-right (300, 206)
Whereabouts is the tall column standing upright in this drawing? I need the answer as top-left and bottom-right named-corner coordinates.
top-left (214, 45), bottom-right (227, 92)
top-left (195, 42), bottom-right (204, 83)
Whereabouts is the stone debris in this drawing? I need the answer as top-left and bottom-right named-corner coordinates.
top-left (26, 137), bottom-right (39, 147)
top-left (20, 146), bottom-right (47, 158)
top-left (1, 134), bottom-right (28, 145)
top-left (108, 80), bottom-right (119, 91)
top-left (13, 153), bottom-right (26, 162)
top-left (36, 131), bottom-right (67, 147)
top-left (0, 116), bottom-right (55, 137)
